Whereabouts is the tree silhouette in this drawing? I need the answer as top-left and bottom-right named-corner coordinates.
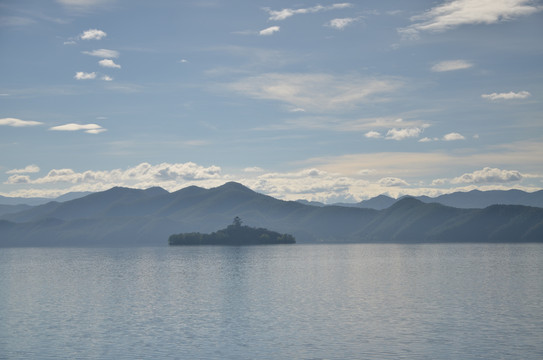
top-left (233, 216), bottom-right (242, 227)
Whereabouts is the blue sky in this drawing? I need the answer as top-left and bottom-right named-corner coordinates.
top-left (1, 0), bottom-right (542, 202)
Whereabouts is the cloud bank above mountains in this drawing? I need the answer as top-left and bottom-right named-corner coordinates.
top-left (3, 161), bottom-right (540, 202)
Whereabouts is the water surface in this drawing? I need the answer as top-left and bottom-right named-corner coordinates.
top-left (1, 244), bottom-right (542, 359)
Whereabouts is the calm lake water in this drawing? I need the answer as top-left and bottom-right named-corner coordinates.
top-left (1, 244), bottom-right (542, 359)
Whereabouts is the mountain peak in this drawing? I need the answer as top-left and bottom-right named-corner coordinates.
top-left (386, 196), bottom-right (425, 211)
top-left (143, 186), bottom-right (169, 196)
top-left (216, 182), bottom-right (254, 193)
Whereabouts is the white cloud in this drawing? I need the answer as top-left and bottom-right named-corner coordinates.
top-left (399, 0), bottom-right (542, 37)
top-left (386, 127), bottom-right (422, 140)
top-left (226, 73), bottom-right (402, 112)
top-left (63, 40), bottom-right (77, 45)
top-left (431, 178), bottom-right (448, 186)
top-left (179, 59), bottom-right (189, 63)
top-left (101, 75), bottom-right (113, 81)
top-left (264, 3), bottom-right (352, 21)
top-left (5, 175), bottom-right (31, 184)
top-left (418, 137), bottom-right (435, 142)
top-left (443, 132), bottom-right (465, 141)
top-left (74, 72), bottom-right (96, 80)
top-left (80, 29), bottom-right (107, 40)
top-left (82, 49), bottom-right (119, 58)
top-left (481, 91), bottom-right (531, 100)
top-left (259, 26), bottom-right (280, 36)
top-left (50, 123), bottom-right (106, 134)
top-left (0, 117), bottom-right (43, 127)
top-left (431, 60), bottom-right (473, 72)
top-left (378, 177), bottom-right (409, 187)
top-left (98, 59), bottom-right (121, 68)
top-left (5, 160), bottom-right (540, 203)
top-left (11, 162), bottom-right (222, 186)
top-left (451, 167), bottom-right (524, 184)
top-left (247, 167), bottom-right (363, 203)
top-left (6, 165), bottom-right (40, 174)
top-left (327, 17), bottom-right (359, 29)
top-left (364, 131), bottom-right (382, 139)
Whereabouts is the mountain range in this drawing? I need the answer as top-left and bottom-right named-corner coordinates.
top-left (300, 189), bottom-right (543, 210)
top-left (1, 182), bottom-right (542, 246)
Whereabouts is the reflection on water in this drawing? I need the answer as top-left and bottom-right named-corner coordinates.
top-left (1, 244), bottom-right (542, 359)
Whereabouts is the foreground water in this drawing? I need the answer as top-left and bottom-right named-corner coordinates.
top-left (1, 244), bottom-right (542, 359)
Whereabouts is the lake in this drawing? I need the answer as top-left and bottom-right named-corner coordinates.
top-left (1, 244), bottom-right (542, 359)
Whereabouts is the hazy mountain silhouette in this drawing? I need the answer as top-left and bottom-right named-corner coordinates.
top-left (415, 189), bottom-right (543, 208)
top-left (1, 183), bottom-right (542, 246)
top-left (354, 195), bottom-right (397, 210)
top-left (355, 189), bottom-right (543, 209)
top-left (0, 191), bottom-right (92, 206)
top-left (0, 204), bottom-right (31, 217)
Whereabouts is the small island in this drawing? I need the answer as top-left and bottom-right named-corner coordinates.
top-left (169, 217), bottom-right (296, 246)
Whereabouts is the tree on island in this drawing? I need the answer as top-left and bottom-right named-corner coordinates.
top-left (232, 216), bottom-right (242, 227)
top-left (169, 217), bottom-right (295, 246)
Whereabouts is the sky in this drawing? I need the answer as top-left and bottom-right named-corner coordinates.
top-left (1, 0), bottom-right (542, 202)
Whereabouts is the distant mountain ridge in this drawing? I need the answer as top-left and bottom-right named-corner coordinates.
top-left (1, 182), bottom-right (542, 246)
top-left (0, 191), bottom-right (92, 206)
top-left (331, 189), bottom-right (543, 210)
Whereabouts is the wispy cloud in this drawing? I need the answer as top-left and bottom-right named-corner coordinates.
top-left (6, 165), bottom-right (40, 174)
top-left (303, 140), bottom-right (543, 186)
top-left (399, 0), bottom-right (542, 38)
top-left (49, 123), bottom-right (106, 134)
top-left (80, 28), bottom-right (107, 40)
top-left (451, 167), bottom-right (523, 184)
top-left (74, 71), bottom-right (96, 80)
top-left (82, 49), bottom-right (119, 58)
top-left (57, 0), bottom-right (113, 13)
top-left (225, 73), bottom-right (402, 112)
top-left (98, 59), bottom-right (121, 68)
top-left (257, 116), bottom-right (428, 134)
top-left (101, 75), bottom-right (113, 81)
top-left (264, 3), bottom-right (352, 21)
top-left (244, 167), bottom-right (264, 173)
top-left (259, 26), bottom-right (280, 36)
top-left (431, 60), bottom-right (473, 72)
top-left (0, 117), bottom-right (43, 127)
top-left (481, 90), bottom-right (531, 100)
top-left (326, 17), bottom-right (359, 29)
top-left (0, 16), bottom-right (36, 26)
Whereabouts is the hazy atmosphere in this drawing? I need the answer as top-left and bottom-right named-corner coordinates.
top-left (1, 0), bottom-right (542, 202)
